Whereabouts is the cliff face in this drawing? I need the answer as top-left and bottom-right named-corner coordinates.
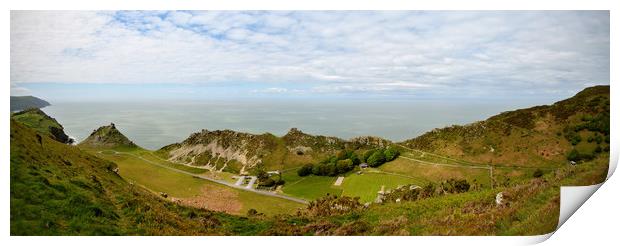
top-left (157, 128), bottom-right (390, 174)
top-left (78, 123), bottom-right (138, 149)
top-left (400, 85), bottom-right (610, 167)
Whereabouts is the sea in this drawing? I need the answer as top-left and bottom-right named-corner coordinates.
top-left (40, 99), bottom-right (548, 150)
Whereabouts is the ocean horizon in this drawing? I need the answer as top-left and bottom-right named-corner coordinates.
top-left (41, 99), bottom-right (551, 150)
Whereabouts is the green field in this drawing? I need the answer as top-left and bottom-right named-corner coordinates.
top-left (281, 167), bottom-right (425, 203)
top-left (93, 150), bottom-right (305, 215)
top-left (380, 156), bottom-right (492, 187)
top-left (340, 172), bottom-right (422, 202)
top-left (281, 170), bottom-right (342, 200)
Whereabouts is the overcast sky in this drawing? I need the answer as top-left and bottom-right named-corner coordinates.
top-left (10, 11), bottom-right (609, 101)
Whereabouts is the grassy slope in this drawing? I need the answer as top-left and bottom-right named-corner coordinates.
top-left (10, 120), bottom-right (275, 235)
top-left (79, 124), bottom-right (138, 149)
top-left (11, 116), bottom-right (609, 236)
top-left (340, 172), bottom-right (421, 202)
top-left (11, 108), bottom-right (72, 143)
top-left (402, 85), bottom-right (610, 168)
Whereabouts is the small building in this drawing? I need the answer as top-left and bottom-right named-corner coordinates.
top-left (360, 163), bottom-right (369, 169)
top-left (570, 161), bottom-right (577, 166)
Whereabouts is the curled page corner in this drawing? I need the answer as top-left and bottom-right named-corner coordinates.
top-left (558, 184), bottom-right (603, 228)
top-left (554, 150), bottom-right (617, 236)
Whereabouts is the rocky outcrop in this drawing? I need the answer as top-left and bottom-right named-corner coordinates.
top-left (158, 127), bottom-right (392, 174)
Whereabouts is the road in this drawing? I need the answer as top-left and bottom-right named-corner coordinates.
top-left (99, 150), bottom-right (309, 204)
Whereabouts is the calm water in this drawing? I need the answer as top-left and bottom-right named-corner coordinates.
top-left (41, 100), bottom-right (537, 150)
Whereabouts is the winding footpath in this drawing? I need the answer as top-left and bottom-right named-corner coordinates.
top-left (100, 150), bottom-right (309, 204)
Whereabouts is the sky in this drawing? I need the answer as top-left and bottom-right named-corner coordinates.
top-left (10, 11), bottom-right (610, 102)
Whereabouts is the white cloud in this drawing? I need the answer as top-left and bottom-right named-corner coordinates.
top-left (10, 82), bottom-right (31, 96)
top-left (10, 11), bottom-right (610, 97)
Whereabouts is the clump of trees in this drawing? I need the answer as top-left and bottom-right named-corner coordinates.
top-left (563, 111), bottom-right (610, 162)
top-left (256, 169), bottom-right (285, 188)
top-left (298, 150), bottom-right (360, 177)
top-left (566, 149), bottom-right (595, 162)
top-left (297, 147), bottom-right (400, 177)
top-left (362, 147), bottom-right (400, 167)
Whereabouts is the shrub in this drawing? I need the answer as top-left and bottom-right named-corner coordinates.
top-left (297, 164), bottom-right (313, 177)
top-left (570, 135), bottom-right (582, 145)
top-left (533, 169), bottom-right (544, 178)
top-left (567, 149), bottom-right (579, 162)
top-left (594, 134), bottom-right (603, 144)
top-left (595, 145), bottom-right (602, 153)
top-left (311, 165), bottom-right (321, 175)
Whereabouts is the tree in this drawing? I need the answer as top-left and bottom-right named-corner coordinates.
top-left (297, 164), bottom-right (313, 177)
top-left (367, 151), bottom-right (386, 167)
top-left (336, 150), bottom-right (349, 160)
top-left (312, 164), bottom-right (321, 175)
top-left (336, 159), bottom-right (353, 174)
top-left (362, 149), bottom-right (376, 163)
top-left (259, 177), bottom-right (275, 187)
top-left (326, 163), bottom-right (337, 176)
top-left (350, 153), bottom-right (361, 165)
top-left (383, 147), bottom-right (400, 162)
top-left (453, 179), bottom-right (470, 193)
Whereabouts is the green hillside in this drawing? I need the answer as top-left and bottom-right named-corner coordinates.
top-left (10, 85), bottom-right (611, 236)
top-left (11, 108), bottom-right (74, 144)
top-left (401, 86), bottom-right (610, 168)
top-left (79, 123), bottom-right (139, 150)
top-left (10, 95), bottom-right (50, 112)
top-left (11, 120), bottom-right (254, 235)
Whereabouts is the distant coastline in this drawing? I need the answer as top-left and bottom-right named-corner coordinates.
top-left (10, 95), bottom-right (50, 112)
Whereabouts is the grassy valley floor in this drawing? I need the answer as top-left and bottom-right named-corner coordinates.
top-left (88, 148), bottom-right (305, 216)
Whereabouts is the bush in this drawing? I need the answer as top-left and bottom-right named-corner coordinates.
top-left (533, 169), bottom-right (544, 178)
top-left (567, 149), bottom-right (579, 162)
top-left (297, 164), bottom-right (313, 177)
top-left (595, 135), bottom-right (603, 144)
top-left (311, 165), bottom-right (321, 175)
top-left (259, 178), bottom-right (275, 187)
top-left (570, 135), bottom-right (582, 145)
